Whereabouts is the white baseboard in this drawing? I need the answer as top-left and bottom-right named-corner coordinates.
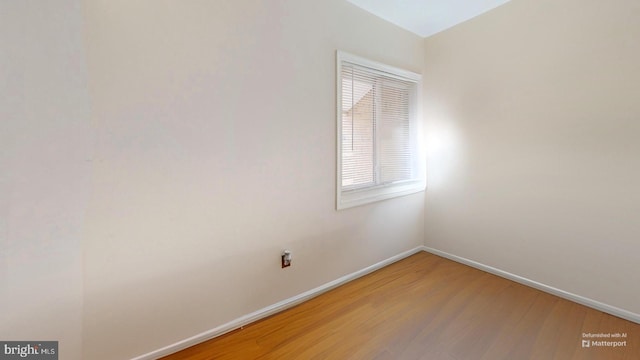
top-left (420, 245), bottom-right (640, 325)
top-left (131, 246), bottom-right (425, 360)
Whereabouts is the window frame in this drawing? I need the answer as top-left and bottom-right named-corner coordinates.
top-left (336, 51), bottom-right (425, 210)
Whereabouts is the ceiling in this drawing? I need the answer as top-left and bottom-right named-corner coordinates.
top-left (346, 0), bottom-right (512, 38)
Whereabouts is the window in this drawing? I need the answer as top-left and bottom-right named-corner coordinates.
top-left (336, 51), bottom-right (425, 210)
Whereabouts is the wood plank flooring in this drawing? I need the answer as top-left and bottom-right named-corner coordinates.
top-left (161, 252), bottom-right (640, 359)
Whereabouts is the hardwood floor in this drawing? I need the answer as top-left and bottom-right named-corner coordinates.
top-left (161, 252), bottom-right (640, 359)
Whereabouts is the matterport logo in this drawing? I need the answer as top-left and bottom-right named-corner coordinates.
top-left (0, 342), bottom-right (57, 359)
top-left (581, 332), bottom-right (627, 348)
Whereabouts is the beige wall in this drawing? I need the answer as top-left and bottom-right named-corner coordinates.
top-left (0, 1), bottom-right (92, 359)
top-left (81, 0), bottom-right (424, 358)
top-left (424, 0), bottom-right (640, 316)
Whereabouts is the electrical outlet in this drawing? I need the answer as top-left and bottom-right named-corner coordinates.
top-left (281, 250), bottom-right (292, 268)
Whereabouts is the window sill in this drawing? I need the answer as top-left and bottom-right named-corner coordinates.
top-left (337, 179), bottom-right (426, 210)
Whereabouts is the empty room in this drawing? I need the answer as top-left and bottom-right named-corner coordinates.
top-left (2, 0), bottom-right (639, 359)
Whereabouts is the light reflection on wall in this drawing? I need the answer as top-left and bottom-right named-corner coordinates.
top-left (425, 121), bottom-right (462, 190)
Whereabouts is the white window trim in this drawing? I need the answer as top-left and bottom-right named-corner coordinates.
top-left (336, 51), bottom-right (425, 210)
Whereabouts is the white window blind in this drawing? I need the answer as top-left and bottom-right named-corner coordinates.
top-left (337, 51), bottom-right (424, 210)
